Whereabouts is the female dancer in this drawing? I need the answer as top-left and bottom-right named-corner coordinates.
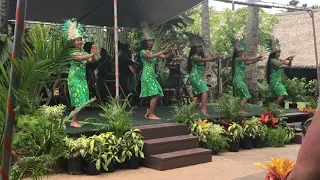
top-left (63, 19), bottom-right (98, 128)
top-left (188, 44), bottom-right (219, 116)
top-left (266, 37), bottom-right (294, 105)
top-left (139, 39), bottom-right (171, 120)
top-left (232, 38), bottom-right (264, 106)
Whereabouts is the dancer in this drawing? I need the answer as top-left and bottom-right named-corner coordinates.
top-left (138, 22), bottom-right (173, 120)
top-left (232, 37), bottom-right (264, 106)
top-left (266, 37), bottom-right (294, 105)
top-left (62, 18), bottom-right (98, 128)
top-left (186, 33), bottom-right (219, 116)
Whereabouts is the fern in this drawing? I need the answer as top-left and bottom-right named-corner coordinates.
top-left (213, 93), bottom-right (250, 123)
top-left (172, 102), bottom-right (199, 126)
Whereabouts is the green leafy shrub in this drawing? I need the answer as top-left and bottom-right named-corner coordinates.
top-left (205, 134), bottom-right (229, 151)
top-left (172, 102), bottom-right (199, 126)
top-left (264, 128), bottom-right (287, 147)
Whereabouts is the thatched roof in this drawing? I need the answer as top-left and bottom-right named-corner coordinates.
top-left (273, 10), bottom-right (320, 69)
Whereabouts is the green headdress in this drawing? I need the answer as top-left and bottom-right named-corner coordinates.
top-left (137, 21), bottom-right (154, 41)
top-left (184, 32), bottom-right (203, 47)
top-left (266, 36), bottom-right (280, 53)
top-left (62, 18), bottom-right (87, 41)
top-left (234, 36), bottom-right (247, 53)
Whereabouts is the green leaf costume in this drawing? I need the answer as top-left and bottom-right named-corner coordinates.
top-left (68, 51), bottom-right (90, 106)
top-left (62, 18), bottom-right (89, 107)
top-left (139, 50), bottom-right (164, 98)
top-left (189, 55), bottom-right (208, 96)
top-left (232, 57), bottom-right (251, 99)
top-left (269, 58), bottom-right (288, 98)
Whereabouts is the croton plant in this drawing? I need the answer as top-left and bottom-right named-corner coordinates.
top-left (254, 157), bottom-right (295, 180)
top-left (260, 110), bottom-right (279, 127)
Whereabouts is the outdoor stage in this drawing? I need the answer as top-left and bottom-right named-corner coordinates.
top-left (66, 105), bottom-right (310, 137)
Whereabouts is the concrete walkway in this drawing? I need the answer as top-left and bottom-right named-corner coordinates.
top-left (45, 145), bottom-right (300, 180)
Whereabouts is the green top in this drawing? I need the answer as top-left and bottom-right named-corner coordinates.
top-left (190, 55), bottom-right (205, 75)
top-left (270, 58), bottom-right (285, 78)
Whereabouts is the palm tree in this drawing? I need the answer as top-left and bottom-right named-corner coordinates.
top-left (0, 0), bottom-right (9, 34)
top-left (245, 6), bottom-right (260, 103)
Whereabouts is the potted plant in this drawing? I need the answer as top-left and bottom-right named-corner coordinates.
top-left (204, 124), bottom-right (228, 155)
top-left (241, 119), bottom-right (258, 150)
top-left (205, 134), bottom-right (229, 155)
top-left (279, 121), bottom-right (295, 144)
top-left (120, 129), bottom-right (145, 169)
top-left (64, 136), bottom-right (89, 175)
top-left (190, 119), bottom-right (212, 147)
top-left (253, 122), bottom-right (267, 148)
top-left (242, 117), bottom-right (267, 149)
top-left (227, 123), bottom-right (244, 152)
top-left (99, 132), bottom-right (122, 173)
top-left (86, 133), bottom-right (117, 175)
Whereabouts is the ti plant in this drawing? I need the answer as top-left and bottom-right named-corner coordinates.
top-left (242, 117), bottom-right (261, 139)
top-left (119, 129), bottom-right (145, 162)
top-left (190, 119), bottom-right (212, 143)
top-left (227, 123), bottom-right (244, 142)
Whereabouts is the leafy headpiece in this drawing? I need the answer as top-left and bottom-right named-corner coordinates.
top-left (184, 32), bottom-right (203, 47)
top-left (62, 18), bottom-right (87, 41)
top-left (266, 36), bottom-right (280, 53)
top-left (137, 21), bottom-right (154, 41)
top-left (234, 36), bottom-right (247, 53)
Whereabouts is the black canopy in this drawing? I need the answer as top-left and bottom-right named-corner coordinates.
top-left (9, 0), bottom-right (204, 27)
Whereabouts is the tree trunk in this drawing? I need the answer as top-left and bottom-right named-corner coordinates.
top-left (0, 0), bottom-right (9, 34)
top-left (245, 6), bottom-right (260, 103)
top-left (201, 1), bottom-right (216, 100)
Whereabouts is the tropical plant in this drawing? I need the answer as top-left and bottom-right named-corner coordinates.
top-left (208, 124), bottom-right (226, 137)
top-left (119, 129), bottom-right (145, 162)
top-left (265, 103), bottom-right (281, 118)
top-left (284, 77), bottom-right (306, 103)
top-left (279, 121), bottom-right (295, 144)
top-left (172, 102), bottom-right (199, 126)
top-left (64, 136), bottom-right (90, 159)
top-left (264, 128), bottom-right (287, 147)
top-left (190, 122), bottom-right (209, 143)
top-left (213, 93), bottom-right (250, 123)
top-left (99, 97), bottom-right (134, 137)
top-left (254, 157), bottom-right (295, 180)
top-left (260, 110), bottom-right (279, 127)
top-left (242, 117), bottom-right (259, 139)
top-left (11, 98), bottom-right (95, 180)
top-left (227, 123), bottom-right (244, 142)
top-left (205, 134), bottom-right (229, 151)
top-left (88, 132), bottom-right (121, 171)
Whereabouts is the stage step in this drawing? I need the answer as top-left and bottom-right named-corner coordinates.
top-left (135, 123), bottom-right (188, 140)
top-left (137, 123), bottom-right (212, 171)
top-left (144, 148), bottom-right (212, 171)
top-left (144, 135), bottom-right (199, 156)
top-left (292, 132), bottom-right (303, 144)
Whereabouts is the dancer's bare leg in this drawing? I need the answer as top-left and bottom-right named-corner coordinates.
top-left (274, 96), bottom-right (285, 106)
top-left (200, 92), bottom-right (209, 116)
top-left (240, 98), bottom-right (248, 115)
top-left (148, 95), bottom-right (161, 120)
top-left (70, 111), bottom-right (82, 128)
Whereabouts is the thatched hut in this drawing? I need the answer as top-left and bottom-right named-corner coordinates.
top-left (273, 10), bottom-right (320, 81)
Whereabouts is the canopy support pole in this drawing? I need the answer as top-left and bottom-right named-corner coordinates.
top-left (0, 0), bottom-right (27, 179)
top-left (113, 0), bottom-right (119, 98)
top-left (309, 10), bottom-right (320, 97)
